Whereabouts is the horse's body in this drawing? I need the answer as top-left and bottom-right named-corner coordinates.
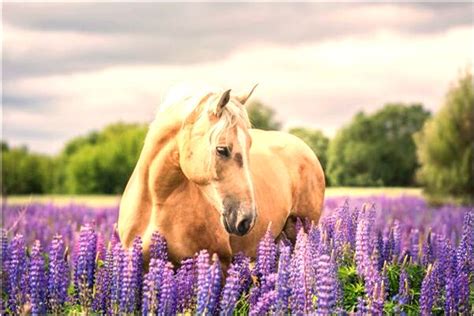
top-left (118, 86), bottom-right (325, 266)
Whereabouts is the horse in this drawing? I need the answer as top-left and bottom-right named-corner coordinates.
top-left (118, 85), bottom-right (325, 267)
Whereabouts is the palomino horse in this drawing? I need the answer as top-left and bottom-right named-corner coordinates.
top-left (118, 85), bottom-right (325, 267)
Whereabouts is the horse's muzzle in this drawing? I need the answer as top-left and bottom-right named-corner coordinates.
top-left (222, 208), bottom-right (256, 236)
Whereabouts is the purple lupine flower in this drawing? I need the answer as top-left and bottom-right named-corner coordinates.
top-left (158, 262), bottom-right (177, 315)
top-left (141, 258), bottom-right (166, 315)
top-left (74, 224), bottom-right (97, 310)
top-left (96, 233), bottom-right (106, 262)
top-left (6, 234), bottom-right (28, 315)
top-left (397, 268), bottom-right (410, 307)
top-left (195, 250), bottom-right (210, 313)
top-left (47, 235), bottom-right (69, 314)
top-left (421, 230), bottom-right (434, 267)
top-left (220, 254), bottom-right (250, 315)
top-left (367, 280), bottom-right (385, 315)
top-left (355, 209), bottom-right (370, 277)
top-left (92, 256), bottom-right (109, 313)
top-left (381, 228), bottom-right (393, 265)
top-left (249, 273), bottom-right (277, 316)
top-left (110, 242), bottom-right (125, 313)
top-left (444, 249), bottom-right (458, 314)
top-left (420, 263), bottom-right (438, 315)
top-left (289, 229), bottom-right (314, 314)
top-left (455, 210), bottom-right (472, 314)
top-left (1, 229), bottom-right (9, 300)
top-left (363, 247), bottom-right (382, 300)
top-left (249, 290), bottom-right (278, 316)
top-left (355, 297), bottom-right (367, 315)
top-left (120, 254), bottom-right (136, 313)
top-left (176, 257), bottom-right (196, 313)
top-left (131, 236), bottom-right (143, 311)
top-left (316, 236), bottom-right (339, 314)
top-left (392, 219), bottom-right (401, 260)
top-left (410, 228), bottom-right (420, 263)
top-left (275, 242), bottom-right (291, 313)
top-left (376, 231), bottom-right (385, 269)
top-left (29, 240), bottom-right (47, 315)
top-left (254, 224), bottom-right (277, 277)
top-left (196, 252), bottom-right (222, 315)
top-left (150, 231), bottom-right (168, 261)
top-left (233, 252), bottom-right (252, 294)
top-left (1, 228), bottom-right (8, 267)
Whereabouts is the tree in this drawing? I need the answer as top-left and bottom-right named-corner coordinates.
top-left (247, 101), bottom-right (281, 130)
top-left (289, 127), bottom-right (329, 182)
top-left (414, 71), bottom-right (473, 204)
top-left (327, 104), bottom-right (431, 186)
top-left (59, 122), bottom-right (147, 194)
top-left (1, 145), bottom-right (54, 194)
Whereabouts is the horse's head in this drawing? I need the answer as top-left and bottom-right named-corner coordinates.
top-left (178, 86), bottom-right (258, 236)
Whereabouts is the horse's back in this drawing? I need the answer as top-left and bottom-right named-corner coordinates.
top-left (249, 129), bottom-right (325, 221)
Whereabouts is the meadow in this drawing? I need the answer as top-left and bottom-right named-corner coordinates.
top-left (1, 192), bottom-right (472, 315)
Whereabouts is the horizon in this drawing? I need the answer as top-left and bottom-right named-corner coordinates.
top-left (3, 2), bottom-right (473, 154)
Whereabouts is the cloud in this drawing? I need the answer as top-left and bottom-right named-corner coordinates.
top-left (3, 2), bottom-right (472, 78)
top-left (4, 22), bottom-right (472, 154)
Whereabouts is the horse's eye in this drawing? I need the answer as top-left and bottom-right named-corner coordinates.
top-left (216, 146), bottom-right (231, 158)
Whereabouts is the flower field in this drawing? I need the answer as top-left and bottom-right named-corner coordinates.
top-left (1, 196), bottom-right (472, 315)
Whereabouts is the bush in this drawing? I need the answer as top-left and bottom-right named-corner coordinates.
top-left (414, 71), bottom-right (473, 204)
top-left (327, 104), bottom-right (430, 186)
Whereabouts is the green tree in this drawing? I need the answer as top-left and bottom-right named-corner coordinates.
top-left (60, 122), bottom-right (147, 194)
top-left (247, 100), bottom-right (281, 130)
top-left (289, 127), bottom-right (329, 179)
top-left (1, 145), bottom-right (54, 194)
top-left (414, 71), bottom-right (473, 204)
top-left (327, 104), bottom-right (431, 186)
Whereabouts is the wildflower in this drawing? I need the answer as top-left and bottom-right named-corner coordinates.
top-left (355, 209), bottom-right (370, 276)
top-left (254, 223), bottom-right (277, 276)
top-left (48, 235), bottom-right (69, 314)
top-left (220, 254), bottom-right (250, 315)
top-left (110, 242), bottom-right (125, 312)
top-left (397, 268), bottom-right (410, 306)
top-left (455, 210), bottom-right (472, 313)
top-left (289, 229), bottom-right (314, 314)
top-left (275, 242), bottom-right (291, 313)
top-left (420, 263), bottom-right (439, 315)
top-left (196, 251), bottom-right (222, 315)
top-left (6, 234), bottom-right (28, 314)
top-left (73, 224), bottom-right (97, 310)
top-left (158, 262), bottom-right (177, 315)
top-left (176, 257), bottom-right (196, 313)
top-left (316, 237), bottom-right (339, 314)
top-left (249, 290), bottom-right (278, 316)
top-left (150, 231), bottom-right (168, 261)
top-left (421, 230), bottom-right (434, 266)
top-left (142, 258), bottom-right (166, 314)
top-left (29, 240), bottom-right (47, 315)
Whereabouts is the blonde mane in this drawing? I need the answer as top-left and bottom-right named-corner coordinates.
top-left (156, 84), bottom-right (251, 150)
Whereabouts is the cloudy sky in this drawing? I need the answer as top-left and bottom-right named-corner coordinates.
top-left (3, 2), bottom-right (473, 154)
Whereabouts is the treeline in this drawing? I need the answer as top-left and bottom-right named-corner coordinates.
top-left (2, 123), bottom-right (147, 195)
top-left (2, 72), bottom-right (472, 203)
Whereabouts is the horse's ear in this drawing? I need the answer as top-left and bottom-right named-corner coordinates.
top-left (236, 84), bottom-right (258, 105)
top-left (214, 89), bottom-right (232, 117)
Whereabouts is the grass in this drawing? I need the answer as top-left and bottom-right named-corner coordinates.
top-left (2, 187), bottom-right (422, 207)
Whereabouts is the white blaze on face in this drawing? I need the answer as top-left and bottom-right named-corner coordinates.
top-left (201, 182), bottom-right (224, 215)
top-left (237, 127), bottom-right (256, 211)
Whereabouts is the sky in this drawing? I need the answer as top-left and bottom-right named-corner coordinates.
top-left (2, 2), bottom-right (473, 155)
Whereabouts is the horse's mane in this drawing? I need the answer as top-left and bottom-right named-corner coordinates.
top-left (156, 84), bottom-right (251, 148)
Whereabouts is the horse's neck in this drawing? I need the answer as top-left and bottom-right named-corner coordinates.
top-left (138, 116), bottom-right (185, 204)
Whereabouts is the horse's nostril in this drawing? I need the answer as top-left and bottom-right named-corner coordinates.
top-left (237, 217), bottom-right (252, 235)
